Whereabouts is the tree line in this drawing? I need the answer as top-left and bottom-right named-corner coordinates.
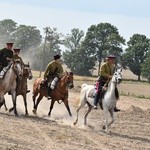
top-left (0, 19), bottom-right (150, 82)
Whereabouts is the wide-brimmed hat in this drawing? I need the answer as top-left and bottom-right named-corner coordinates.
top-left (6, 43), bottom-right (14, 47)
top-left (13, 48), bottom-right (20, 53)
top-left (54, 54), bottom-right (61, 60)
top-left (107, 54), bottom-right (116, 59)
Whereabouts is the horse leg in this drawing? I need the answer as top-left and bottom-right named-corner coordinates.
top-left (32, 92), bottom-right (38, 108)
top-left (73, 97), bottom-right (87, 125)
top-left (23, 94), bottom-right (28, 115)
top-left (107, 109), bottom-right (115, 128)
top-left (63, 98), bottom-right (72, 116)
top-left (48, 100), bottom-right (55, 116)
top-left (32, 94), bottom-right (43, 114)
top-left (3, 103), bottom-right (8, 111)
top-left (84, 101), bottom-right (93, 125)
top-left (3, 98), bottom-right (8, 111)
top-left (11, 91), bottom-right (18, 116)
top-left (102, 108), bottom-right (109, 133)
top-left (0, 96), bottom-right (7, 111)
top-left (9, 107), bottom-right (14, 113)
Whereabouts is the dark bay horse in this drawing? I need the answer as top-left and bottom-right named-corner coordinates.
top-left (8, 63), bottom-right (33, 115)
top-left (32, 71), bottom-right (74, 117)
top-left (0, 60), bottom-right (22, 115)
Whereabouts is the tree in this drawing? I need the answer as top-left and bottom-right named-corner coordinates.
top-left (12, 25), bottom-right (42, 54)
top-left (83, 23), bottom-right (125, 75)
top-left (0, 19), bottom-right (17, 47)
top-left (141, 52), bottom-right (150, 82)
top-left (63, 28), bottom-right (84, 74)
top-left (122, 34), bottom-right (150, 81)
top-left (63, 28), bottom-right (95, 75)
top-left (32, 27), bottom-right (63, 75)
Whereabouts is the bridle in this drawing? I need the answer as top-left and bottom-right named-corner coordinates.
top-left (55, 73), bottom-right (74, 96)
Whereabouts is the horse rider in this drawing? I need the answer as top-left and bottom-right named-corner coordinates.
top-left (93, 55), bottom-right (121, 112)
top-left (0, 42), bottom-right (14, 78)
top-left (43, 54), bottom-right (64, 100)
top-left (13, 48), bottom-right (24, 67)
top-left (13, 48), bottom-right (30, 93)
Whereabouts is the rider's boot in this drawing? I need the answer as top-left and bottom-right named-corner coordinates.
top-left (47, 88), bottom-right (52, 100)
top-left (93, 92), bottom-right (100, 109)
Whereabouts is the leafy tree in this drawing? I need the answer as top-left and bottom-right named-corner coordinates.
top-left (141, 52), bottom-right (150, 82)
top-left (12, 25), bottom-right (42, 54)
top-left (0, 19), bottom-right (17, 47)
top-left (32, 27), bottom-right (63, 75)
top-left (83, 23), bottom-right (125, 75)
top-left (122, 34), bottom-right (150, 81)
top-left (63, 28), bottom-right (95, 75)
top-left (63, 28), bottom-right (84, 72)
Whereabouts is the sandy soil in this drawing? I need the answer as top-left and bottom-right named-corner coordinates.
top-left (0, 82), bottom-right (150, 150)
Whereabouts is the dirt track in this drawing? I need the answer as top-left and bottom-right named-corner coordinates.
top-left (0, 83), bottom-right (150, 150)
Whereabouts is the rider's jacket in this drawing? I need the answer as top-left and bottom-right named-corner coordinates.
top-left (44, 60), bottom-right (63, 79)
top-left (0, 48), bottom-right (13, 69)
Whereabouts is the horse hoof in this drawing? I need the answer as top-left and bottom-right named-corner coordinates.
top-left (9, 108), bottom-right (13, 113)
top-left (73, 122), bottom-right (77, 125)
top-left (25, 113), bottom-right (29, 116)
top-left (15, 113), bottom-right (18, 116)
top-left (102, 125), bottom-right (106, 130)
top-left (32, 109), bottom-right (37, 114)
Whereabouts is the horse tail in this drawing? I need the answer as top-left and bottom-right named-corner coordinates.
top-left (115, 87), bottom-right (119, 100)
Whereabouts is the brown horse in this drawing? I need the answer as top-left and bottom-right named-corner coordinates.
top-left (9, 63), bottom-right (33, 115)
top-left (32, 71), bottom-right (74, 117)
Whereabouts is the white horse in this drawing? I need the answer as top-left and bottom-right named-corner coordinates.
top-left (73, 67), bottom-right (122, 133)
top-left (0, 60), bottom-right (22, 115)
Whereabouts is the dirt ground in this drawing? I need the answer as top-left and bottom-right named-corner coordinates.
top-left (0, 82), bottom-right (150, 150)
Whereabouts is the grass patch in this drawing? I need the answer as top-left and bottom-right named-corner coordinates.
top-left (32, 70), bottom-right (150, 100)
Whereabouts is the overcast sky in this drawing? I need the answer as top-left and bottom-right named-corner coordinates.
top-left (0, 0), bottom-right (150, 41)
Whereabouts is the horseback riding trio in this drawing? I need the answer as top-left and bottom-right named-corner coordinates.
top-left (0, 42), bottom-right (121, 112)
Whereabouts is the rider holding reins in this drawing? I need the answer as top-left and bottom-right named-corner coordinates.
top-left (43, 54), bottom-right (64, 100)
top-left (0, 42), bottom-right (14, 78)
top-left (93, 55), bottom-right (120, 112)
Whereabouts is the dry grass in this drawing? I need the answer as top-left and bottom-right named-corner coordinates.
top-left (32, 69), bottom-right (150, 100)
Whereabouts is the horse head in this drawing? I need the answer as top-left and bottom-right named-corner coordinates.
top-left (13, 59), bottom-right (22, 77)
top-left (23, 62), bottom-right (33, 80)
top-left (63, 71), bottom-right (74, 89)
top-left (112, 67), bottom-right (122, 84)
